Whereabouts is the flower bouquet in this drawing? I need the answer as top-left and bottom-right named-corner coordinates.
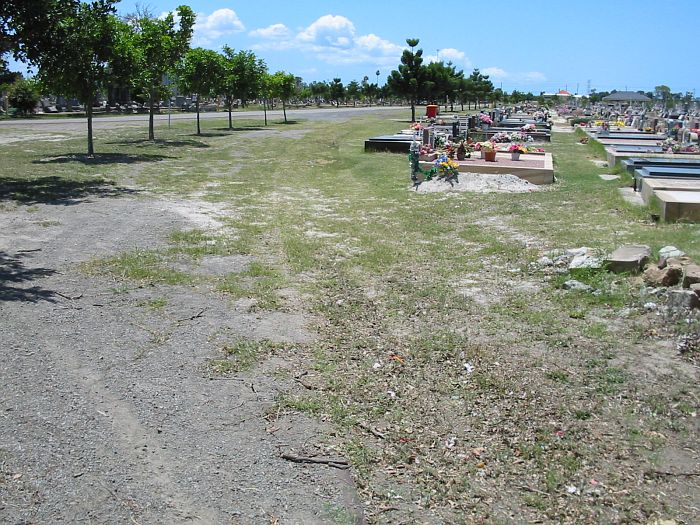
top-left (432, 154), bottom-right (460, 183)
top-left (508, 143), bottom-right (527, 160)
top-left (479, 114), bottom-right (493, 126)
top-left (521, 123), bottom-right (536, 132)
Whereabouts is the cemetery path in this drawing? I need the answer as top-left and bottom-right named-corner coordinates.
top-left (0, 193), bottom-right (364, 524)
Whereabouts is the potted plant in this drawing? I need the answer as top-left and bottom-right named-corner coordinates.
top-left (477, 141), bottom-right (496, 161)
top-left (508, 143), bottom-right (527, 160)
top-left (456, 140), bottom-right (471, 160)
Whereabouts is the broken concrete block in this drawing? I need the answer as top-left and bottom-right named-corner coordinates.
top-left (643, 265), bottom-right (682, 287)
top-left (682, 264), bottom-right (700, 288)
top-left (667, 289), bottom-right (700, 310)
top-left (605, 244), bottom-right (651, 274)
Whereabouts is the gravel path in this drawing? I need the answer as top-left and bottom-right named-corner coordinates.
top-left (0, 193), bottom-right (363, 524)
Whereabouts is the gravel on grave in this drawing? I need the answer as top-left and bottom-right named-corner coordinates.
top-left (414, 172), bottom-right (540, 193)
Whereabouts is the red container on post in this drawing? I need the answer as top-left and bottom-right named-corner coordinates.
top-left (426, 104), bottom-right (438, 118)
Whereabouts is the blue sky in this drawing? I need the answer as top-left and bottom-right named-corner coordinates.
top-left (9, 0), bottom-right (700, 96)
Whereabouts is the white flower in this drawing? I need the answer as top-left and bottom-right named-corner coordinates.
top-left (463, 362), bottom-right (475, 374)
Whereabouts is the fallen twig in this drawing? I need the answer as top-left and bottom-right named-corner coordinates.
top-left (357, 421), bottom-right (386, 440)
top-left (177, 308), bottom-right (206, 322)
top-left (55, 291), bottom-right (83, 300)
top-left (648, 470), bottom-right (700, 478)
top-left (518, 485), bottom-right (549, 496)
top-left (281, 453), bottom-right (349, 469)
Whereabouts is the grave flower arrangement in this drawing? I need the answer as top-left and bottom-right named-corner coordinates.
top-left (475, 141), bottom-right (495, 152)
top-left (508, 143), bottom-right (528, 154)
top-left (433, 154), bottom-right (460, 180)
top-left (456, 140), bottom-right (472, 159)
top-left (659, 138), bottom-right (679, 153)
top-left (521, 123), bottom-right (536, 132)
top-left (410, 122), bottom-right (423, 130)
top-left (479, 114), bottom-right (493, 125)
top-left (490, 132), bottom-right (511, 143)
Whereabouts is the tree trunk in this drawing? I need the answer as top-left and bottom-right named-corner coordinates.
top-left (282, 99), bottom-right (287, 123)
top-left (196, 97), bottom-right (200, 135)
top-left (263, 98), bottom-right (268, 126)
top-left (228, 102), bottom-right (233, 129)
top-left (86, 95), bottom-right (94, 157)
top-left (410, 101), bottom-right (416, 122)
top-left (148, 87), bottom-right (155, 141)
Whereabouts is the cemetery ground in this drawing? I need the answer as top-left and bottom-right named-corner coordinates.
top-left (1, 109), bottom-right (699, 525)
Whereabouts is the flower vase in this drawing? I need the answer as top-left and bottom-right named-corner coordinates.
top-left (457, 152), bottom-right (466, 161)
top-left (484, 151), bottom-right (497, 162)
top-left (511, 152), bottom-right (521, 161)
top-left (480, 150), bottom-right (486, 159)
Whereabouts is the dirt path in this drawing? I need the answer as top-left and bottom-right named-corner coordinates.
top-left (0, 194), bottom-right (363, 524)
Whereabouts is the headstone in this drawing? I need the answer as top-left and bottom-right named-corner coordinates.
top-left (605, 244), bottom-right (651, 273)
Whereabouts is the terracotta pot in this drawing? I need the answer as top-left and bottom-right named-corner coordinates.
top-left (484, 150), bottom-right (497, 162)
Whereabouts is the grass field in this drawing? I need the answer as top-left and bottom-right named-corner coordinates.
top-left (1, 110), bottom-right (698, 524)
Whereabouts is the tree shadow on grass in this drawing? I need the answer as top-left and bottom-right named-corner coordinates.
top-left (32, 152), bottom-right (174, 165)
top-left (0, 176), bottom-right (140, 206)
top-left (211, 127), bottom-right (266, 132)
top-left (104, 138), bottom-right (210, 148)
top-left (0, 251), bottom-right (57, 303)
top-left (194, 132), bottom-right (230, 138)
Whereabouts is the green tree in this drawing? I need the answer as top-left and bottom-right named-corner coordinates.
top-left (268, 71), bottom-right (296, 123)
top-left (128, 5), bottom-right (195, 140)
top-left (220, 46), bottom-right (266, 129)
top-left (329, 77), bottom-right (345, 106)
top-left (466, 69), bottom-right (493, 108)
top-left (176, 47), bottom-right (224, 135)
top-left (425, 61), bottom-right (463, 110)
top-left (30, 1), bottom-right (128, 155)
top-left (346, 80), bottom-right (360, 107)
top-left (309, 81), bottom-right (329, 105)
top-left (7, 77), bottom-right (40, 115)
top-left (387, 38), bottom-right (426, 121)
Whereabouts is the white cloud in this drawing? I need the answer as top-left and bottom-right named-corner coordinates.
top-left (249, 23), bottom-right (291, 39)
top-left (481, 67), bottom-right (547, 84)
top-left (355, 34), bottom-right (403, 55)
top-left (426, 48), bottom-right (472, 68)
top-left (482, 67), bottom-right (509, 79)
top-left (523, 71), bottom-right (546, 82)
top-left (297, 14), bottom-right (355, 47)
top-left (251, 14), bottom-right (405, 68)
top-left (193, 8), bottom-right (245, 45)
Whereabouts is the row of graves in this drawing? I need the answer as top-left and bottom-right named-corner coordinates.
top-left (573, 112), bottom-right (700, 223)
top-left (365, 107), bottom-right (554, 189)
